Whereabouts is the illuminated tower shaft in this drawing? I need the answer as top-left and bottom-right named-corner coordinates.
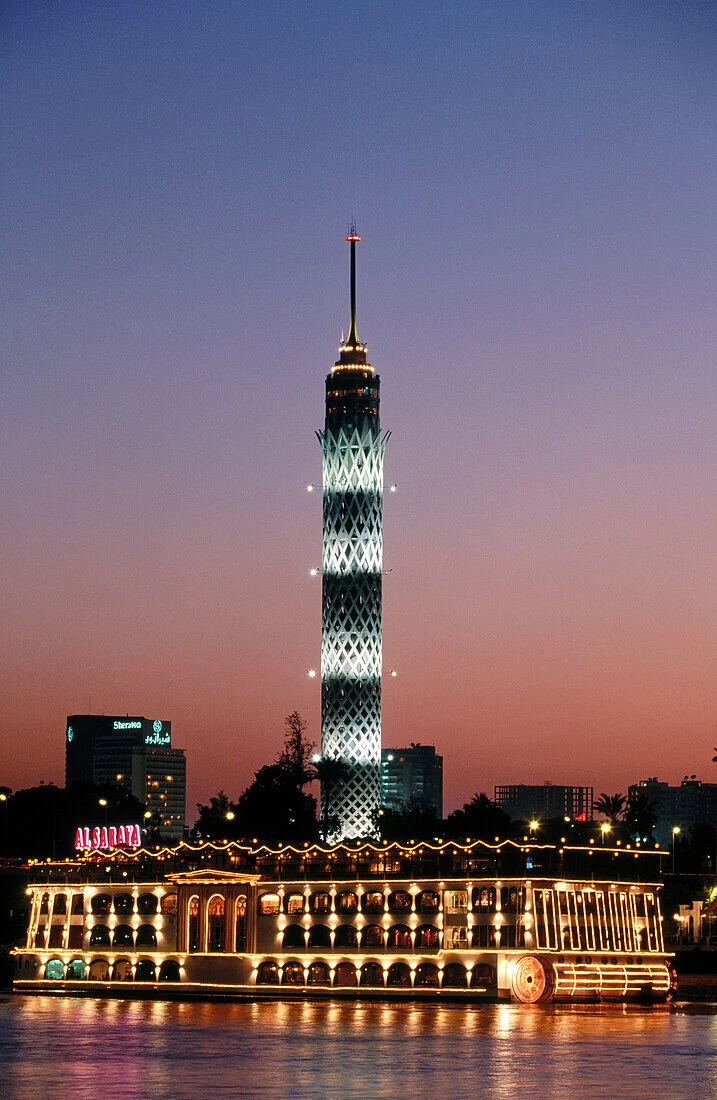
top-left (317, 232), bottom-right (389, 840)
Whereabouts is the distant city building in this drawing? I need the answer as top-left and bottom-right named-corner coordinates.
top-left (131, 747), bottom-right (187, 842)
top-left (629, 776), bottom-right (717, 846)
top-left (65, 714), bottom-right (186, 839)
top-left (494, 783), bottom-right (594, 824)
top-left (381, 744), bottom-right (443, 819)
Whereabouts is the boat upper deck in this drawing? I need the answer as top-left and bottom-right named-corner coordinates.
top-left (26, 837), bottom-right (669, 887)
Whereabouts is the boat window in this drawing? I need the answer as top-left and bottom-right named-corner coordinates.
top-left (67, 958), bottom-right (87, 980)
top-left (309, 892), bottom-right (331, 915)
top-left (445, 891), bottom-right (467, 914)
top-left (112, 924), bottom-right (133, 947)
top-left (361, 924), bottom-right (385, 948)
top-left (387, 962), bottom-right (411, 987)
top-left (45, 958), bottom-right (65, 980)
top-left (442, 963), bottom-right (467, 988)
top-left (136, 924), bottom-right (157, 948)
top-left (257, 960), bottom-right (279, 984)
top-left (135, 960), bottom-right (156, 982)
top-left (52, 894), bottom-right (67, 916)
top-left (67, 925), bottom-right (83, 949)
top-left (360, 961), bottom-right (384, 987)
top-left (114, 893), bottom-right (134, 916)
top-left (159, 959), bottom-right (181, 982)
top-left (259, 893), bottom-right (281, 916)
top-left (387, 924), bottom-right (412, 948)
top-left (137, 893), bottom-right (158, 915)
top-left (335, 891), bottom-right (358, 914)
top-left (415, 924), bottom-right (439, 948)
top-left (285, 893), bottom-right (304, 915)
top-left (188, 895), bottom-right (200, 952)
top-left (282, 961), bottom-right (305, 985)
top-left (307, 962), bottom-right (330, 985)
top-left (334, 962), bottom-right (357, 987)
top-left (334, 924), bottom-right (358, 948)
top-left (89, 959), bottom-right (110, 981)
top-left (362, 892), bottom-right (384, 914)
top-left (415, 963), bottom-right (439, 988)
top-left (48, 925), bottom-right (64, 948)
top-left (161, 893), bottom-right (178, 915)
top-left (388, 891), bottom-right (412, 914)
top-left (235, 895), bottom-right (247, 952)
top-left (90, 924), bottom-right (111, 947)
top-left (308, 924), bottom-right (331, 948)
top-left (112, 959), bottom-right (132, 981)
top-left (71, 893), bottom-right (84, 915)
top-left (417, 891), bottom-right (440, 913)
top-left (282, 925), bottom-right (305, 949)
top-left (91, 894), bottom-right (111, 915)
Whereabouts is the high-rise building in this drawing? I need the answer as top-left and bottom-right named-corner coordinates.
top-left (65, 714), bottom-right (186, 838)
top-left (317, 231), bottom-right (389, 839)
top-left (494, 783), bottom-right (594, 824)
top-left (131, 747), bottom-right (187, 842)
top-left (628, 776), bottom-right (717, 846)
top-left (381, 744), bottom-right (443, 819)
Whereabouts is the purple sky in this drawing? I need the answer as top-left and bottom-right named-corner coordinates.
top-left (2, 1), bottom-right (715, 816)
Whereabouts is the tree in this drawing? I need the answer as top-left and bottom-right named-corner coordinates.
top-left (623, 791), bottom-right (656, 841)
top-left (193, 791), bottom-right (241, 840)
top-left (312, 757), bottom-right (351, 841)
top-left (236, 762), bottom-right (318, 841)
top-left (592, 792), bottom-right (626, 825)
top-left (279, 711), bottom-right (315, 787)
top-left (445, 793), bottom-right (513, 841)
top-left (376, 803), bottom-right (440, 842)
top-left (194, 713), bottom-right (320, 843)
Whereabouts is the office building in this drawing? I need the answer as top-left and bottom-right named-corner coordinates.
top-left (494, 783), bottom-right (594, 824)
top-left (628, 776), bottom-right (717, 846)
top-left (381, 744), bottom-right (443, 819)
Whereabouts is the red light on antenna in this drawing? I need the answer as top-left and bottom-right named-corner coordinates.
top-left (345, 234), bottom-right (361, 242)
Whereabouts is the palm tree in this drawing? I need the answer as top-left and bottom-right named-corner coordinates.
top-left (311, 757), bottom-right (351, 841)
top-left (624, 792), bottom-right (656, 841)
top-left (592, 792), bottom-right (626, 825)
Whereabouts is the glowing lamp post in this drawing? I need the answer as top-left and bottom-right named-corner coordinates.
top-left (600, 823), bottom-right (611, 847)
top-left (0, 792), bottom-right (7, 858)
top-left (672, 827), bottom-right (680, 873)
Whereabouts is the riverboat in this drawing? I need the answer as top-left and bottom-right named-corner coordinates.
top-left (13, 837), bottom-right (674, 1003)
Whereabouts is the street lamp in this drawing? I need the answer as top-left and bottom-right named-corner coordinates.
top-left (0, 792), bottom-right (8, 859)
top-left (672, 826), bottom-right (681, 873)
top-left (98, 798), bottom-right (108, 828)
top-left (600, 823), bottom-right (611, 846)
top-left (529, 819), bottom-right (539, 838)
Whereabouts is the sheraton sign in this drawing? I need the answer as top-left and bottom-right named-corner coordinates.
top-left (74, 824), bottom-right (142, 851)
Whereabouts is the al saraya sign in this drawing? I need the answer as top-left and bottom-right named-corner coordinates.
top-left (74, 824), bottom-right (142, 851)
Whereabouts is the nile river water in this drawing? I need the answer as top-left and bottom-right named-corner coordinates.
top-left (2, 995), bottom-right (716, 1098)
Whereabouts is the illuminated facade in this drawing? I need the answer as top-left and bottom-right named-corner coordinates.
top-left (317, 232), bottom-right (389, 839)
top-left (14, 837), bottom-right (675, 1003)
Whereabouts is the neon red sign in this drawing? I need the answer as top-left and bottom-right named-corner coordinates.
top-left (74, 824), bottom-right (142, 850)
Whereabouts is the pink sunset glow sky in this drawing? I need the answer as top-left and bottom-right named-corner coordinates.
top-left (2, 1), bottom-right (715, 818)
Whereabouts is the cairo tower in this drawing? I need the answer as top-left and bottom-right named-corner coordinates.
top-left (316, 230), bottom-right (389, 840)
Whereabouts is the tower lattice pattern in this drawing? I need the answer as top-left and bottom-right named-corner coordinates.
top-left (318, 421), bottom-right (389, 839)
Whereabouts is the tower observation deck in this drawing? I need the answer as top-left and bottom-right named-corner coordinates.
top-left (317, 231), bottom-right (390, 839)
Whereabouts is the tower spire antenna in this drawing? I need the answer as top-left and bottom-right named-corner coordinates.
top-left (345, 220), bottom-right (361, 347)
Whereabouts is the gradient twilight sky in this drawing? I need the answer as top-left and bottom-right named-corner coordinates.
top-left (2, 1), bottom-right (715, 817)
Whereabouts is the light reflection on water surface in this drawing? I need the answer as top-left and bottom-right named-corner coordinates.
top-left (1, 996), bottom-right (716, 1098)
